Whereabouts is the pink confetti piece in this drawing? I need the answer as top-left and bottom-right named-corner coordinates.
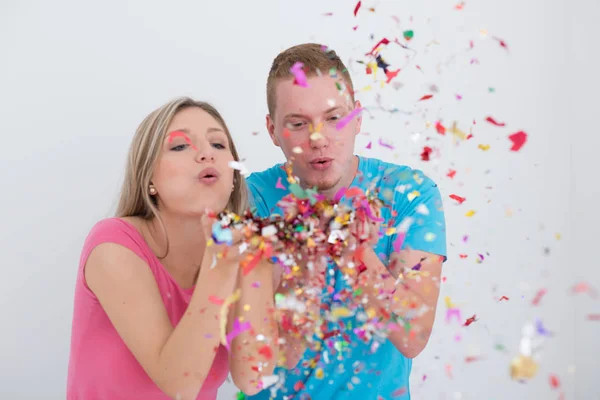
top-left (290, 62), bottom-right (309, 87)
top-left (275, 177), bottom-right (286, 190)
top-left (366, 141), bottom-right (372, 149)
top-left (378, 137), bottom-right (394, 149)
top-left (336, 107), bottom-right (363, 130)
top-left (167, 130), bottom-right (197, 151)
top-left (392, 232), bottom-right (405, 252)
top-left (226, 319), bottom-right (252, 349)
top-left (333, 187), bottom-right (347, 202)
top-left (486, 116), bottom-right (506, 126)
top-left (445, 308), bottom-right (462, 323)
top-left (391, 387), bottom-right (407, 397)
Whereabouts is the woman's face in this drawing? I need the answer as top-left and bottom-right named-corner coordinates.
top-left (151, 107), bottom-right (235, 216)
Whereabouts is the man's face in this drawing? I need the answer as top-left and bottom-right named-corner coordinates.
top-left (267, 75), bottom-right (362, 196)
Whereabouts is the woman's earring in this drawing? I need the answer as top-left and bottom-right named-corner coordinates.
top-left (149, 184), bottom-right (157, 195)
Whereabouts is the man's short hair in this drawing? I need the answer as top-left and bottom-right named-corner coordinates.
top-left (266, 43), bottom-right (355, 117)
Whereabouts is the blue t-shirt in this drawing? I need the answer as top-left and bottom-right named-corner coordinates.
top-left (246, 156), bottom-right (447, 400)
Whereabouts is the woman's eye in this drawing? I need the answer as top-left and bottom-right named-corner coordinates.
top-left (212, 143), bottom-right (226, 150)
top-left (171, 144), bottom-right (188, 151)
top-left (329, 115), bottom-right (341, 120)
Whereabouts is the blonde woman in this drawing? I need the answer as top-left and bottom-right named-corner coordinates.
top-left (67, 98), bottom-right (277, 399)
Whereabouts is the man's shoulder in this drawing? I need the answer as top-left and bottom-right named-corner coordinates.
top-left (357, 156), bottom-right (437, 186)
top-left (246, 163), bottom-right (286, 187)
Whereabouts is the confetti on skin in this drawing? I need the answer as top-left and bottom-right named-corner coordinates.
top-left (290, 62), bottom-right (309, 87)
top-left (419, 94), bottom-right (434, 101)
top-left (226, 318), bottom-right (252, 349)
top-left (354, 1), bottom-right (361, 16)
top-left (509, 131), bottom-right (527, 151)
top-left (208, 295), bottom-right (224, 305)
top-left (449, 194), bottom-right (466, 204)
top-left (485, 116), bottom-right (506, 126)
top-left (336, 107), bottom-right (364, 130)
top-left (464, 315), bottom-right (478, 326)
top-left (167, 130), bottom-right (197, 151)
top-left (219, 289), bottom-right (241, 348)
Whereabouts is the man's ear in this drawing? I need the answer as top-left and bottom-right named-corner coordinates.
top-left (266, 114), bottom-right (280, 147)
top-left (354, 99), bottom-right (363, 135)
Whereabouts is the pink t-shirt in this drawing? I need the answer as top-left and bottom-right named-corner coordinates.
top-left (67, 218), bottom-right (229, 400)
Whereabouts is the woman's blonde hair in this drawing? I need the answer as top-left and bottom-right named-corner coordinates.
top-left (115, 96), bottom-right (248, 225)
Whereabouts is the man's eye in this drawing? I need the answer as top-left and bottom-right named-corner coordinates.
top-left (286, 121), bottom-right (305, 129)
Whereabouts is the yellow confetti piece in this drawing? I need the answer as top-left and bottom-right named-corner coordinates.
top-left (331, 307), bottom-right (352, 319)
top-left (450, 122), bottom-right (467, 140)
top-left (385, 227), bottom-right (397, 236)
top-left (315, 368), bottom-right (324, 379)
top-left (509, 355), bottom-right (538, 380)
top-left (555, 233), bottom-right (562, 240)
top-left (360, 85), bottom-right (373, 92)
top-left (480, 28), bottom-right (489, 37)
top-left (407, 190), bottom-right (421, 201)
top-left (413, 173), bottom-right (424, 185)
top-left (243, 304), bottom-right (251, 311)
top-left (478, 144), bottom-right (491, 151)
top-left (465, 210), bottom-right (476, 217)
top-left (219, 288), bottom-right (241, 347)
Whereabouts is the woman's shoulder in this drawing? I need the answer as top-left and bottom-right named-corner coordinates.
top-left (82, 216), bottom-right (150, 258)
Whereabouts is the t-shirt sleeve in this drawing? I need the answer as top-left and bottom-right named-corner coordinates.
top-left (246, 174), bottom-right (272, 218)
top-left (389, 172), bottom-right (447, 260)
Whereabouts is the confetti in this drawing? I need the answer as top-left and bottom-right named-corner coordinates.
top-left (354, 1), bottom-right (361, 16)
top-left (208, 295), bottom-right (224, 305)
top-left (498, 296), bottom-right (510, 302)
top-left (226, 318), bottom-right (252, 349)
top-left (509, 131), bottom-right (527, 151)
top-left (418, 94), bottom-right (434, 101)
top-left (403, 30), bottom-right (414, 41)
top-left (532, 288), bottom-right (547, 306)
top-left (549, 374), bottom-right (560, 390)
top-left (336, 107), bottom-right (364, 130)
top-left (290, 62), bottom-right (309, 87)
top-left (219, 289), bottom-right (241, 348)
top-left (464, 315), bottom-right (477, 326)
top-left (420, 146), bottom-right (433, 161)
top-left (275, 177), bottom-right (286, 190)
top-left (465, 210), bottom-right (476, 217)
top-left (485, 116), bottom-right (506, 127)
top-left (449, 194), bottom-right (466, 204)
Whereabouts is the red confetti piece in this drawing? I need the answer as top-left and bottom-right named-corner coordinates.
top-left (464, 315), bottom-right (477, 326)
top-left (493, 36), bottom-right (509, 50)
top-left (366, 38), bottom-right (390, 56)
top-left (447, 169), bottom-right (456, 178)
top-left (354, 1), bottom-right (361, 16)
top-left (391, 387), bottom-right (407, 397)
top-left (485, 116), bottom-right (506, 127)
top-left (465, 356), bottom-right (482, 363)
top-left (421, 146), bottom-right (433, 161)
top-left (587, 314), bottom-right (600, 321)
top-left (509, 131), bottom-right (527, 151)
top-left (208, 295), bottom-right (224, 305)
top-left (385, 69), bottom-right (401, 83)
top-left (454, 1), bottom-right (466, 10)
top-left (168, 130), bottom-right (197, 151)
top-left (549, 374), bottom-right (560, 390)
top-left (293, 381), bottom-right (305, 391)
top-left (419, 94), bottom-right (433, 101)
top-left (258, 344), bottom-right (273, 360)
top-left (459, 254), bottom-right (468, 259)
top-left (435, 121), bottom-right (446, 134)
top-left (532, 288), bottom-right (547, 306)
top-left (498, 296), bottom-right (509, 302)
top-left (449, 194), bottom-right (466, 204)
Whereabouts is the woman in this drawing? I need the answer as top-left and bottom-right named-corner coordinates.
top-left (67, 97), bottom-right (278, 399)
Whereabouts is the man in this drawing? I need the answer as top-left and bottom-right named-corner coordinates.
top-left (246, 43), bottom-right (447, 400)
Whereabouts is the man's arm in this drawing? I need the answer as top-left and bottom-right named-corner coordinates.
top-left (355, 246), bottom-right (442, 358)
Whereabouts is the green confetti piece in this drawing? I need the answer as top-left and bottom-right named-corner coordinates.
top-left (353, 288), bottom-right (364, 296)
top-left (236, 391), bottom-right (247, 400)
top-left (289, 183), bottom-right (308, 199)
top-left (275, 293), bottom-right (285, 305)
top-left (329, 67), bottom-right (338, 77)
top-left (403, 30), bottom-right (414, 40)
top-left (488, 87), bottom-right (496, 93)
top-left (335, 81), bottom-right (342, 91)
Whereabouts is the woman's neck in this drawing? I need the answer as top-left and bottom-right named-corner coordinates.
top-left (144, 212), bottom-right (208, 287)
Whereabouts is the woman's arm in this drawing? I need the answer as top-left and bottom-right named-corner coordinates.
top-left (85, 242), bottom-right (239, 399)
top-left (228, 257), bottom-right (279, 395)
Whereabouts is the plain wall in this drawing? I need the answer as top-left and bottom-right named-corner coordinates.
top-left (1, 0), bottom-right (598, 398)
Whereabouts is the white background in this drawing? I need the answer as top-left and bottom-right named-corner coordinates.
top-left (1, 0), bottom-right (599, 399)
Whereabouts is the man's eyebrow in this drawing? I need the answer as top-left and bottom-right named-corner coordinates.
top-left (283, 107), bottom-right (344, 119)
